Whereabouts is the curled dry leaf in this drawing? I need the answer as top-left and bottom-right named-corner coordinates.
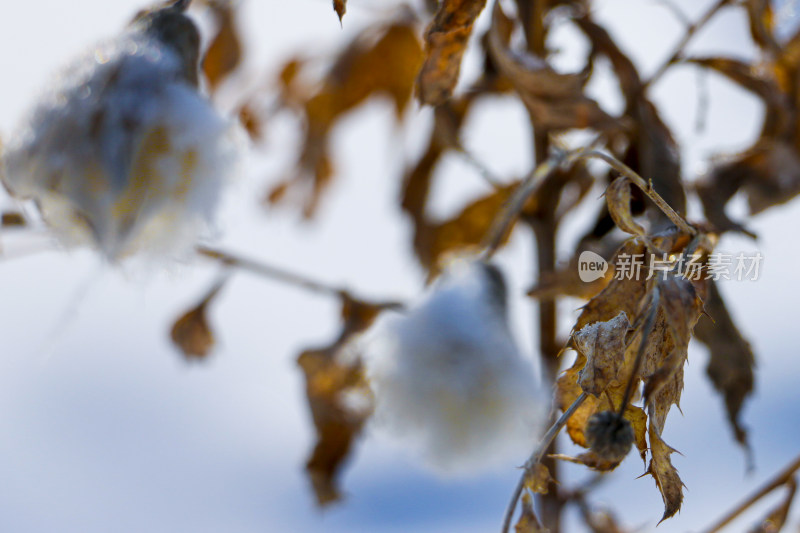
top-left (202, 1), bottom-right (243, 90)
top-left (416, 0), bottom-right (488, 105)
top-left (298, 292), bottom-right (397, 506)
top-left (268, 19), bottom-right (423, 217)
top-left (488, 4), bottom-right (617, 132)
top-left (170, 280), bottom-right (225, 360)
top-left (606, 177), bottom-right (647, 239)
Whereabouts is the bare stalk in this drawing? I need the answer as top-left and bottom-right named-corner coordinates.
top-left (481, 145), bottom-right (695, 260)
top-left (453, 146), bottom-right (504, 189)
top-left (196, 245), bottom-right (346, 297)
top-left (578, 150), bottom-right (696, 237)
top-left (501, 392), bottom-right (590, 533)
top-left (617, 287), bottom-right (660, 418)
top-left (643, 0), bottom-right (730, 89)
top-left (702, 453), bottom-right (800, 533)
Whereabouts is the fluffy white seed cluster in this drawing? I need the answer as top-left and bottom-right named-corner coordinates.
top-left (366, 258), bottom-right (545, 473)
top-left (0, 2), bottom-right (238, 261)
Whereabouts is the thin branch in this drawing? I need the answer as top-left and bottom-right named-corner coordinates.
top-left (618, 287), bottom-right (660, 418)
top-left (501, 392), bottom-right (590, 533)
top-left (481, 144), bottom-right (695, 260)
top-left (652, 0), bottom-right (692, 27)
top-left (643, 0), bottom-right (730, 89)
top-left (481, 146), bottom-right (570, 258)
top-left (579, 150), bottom-right (696, 237)
top-left (702, 453), bottom-right (800, 533)
top-left (453, 146), bottom-right (505, 189)
top-left (196, 245), bottom-right (346, 297)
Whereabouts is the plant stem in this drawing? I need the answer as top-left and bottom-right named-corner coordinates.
top-left (617, 287), bottom-right (660, 418)
top-left (196, 245), bottom-right (346, 297)
top-left (481, 145), bottom-right (695, 260)
top-left (501, 392), bottom-right (590, 533)
top-left (703, 453), bottom-right (800, 532)
top-left (643, 0), bottom-right (730, 89)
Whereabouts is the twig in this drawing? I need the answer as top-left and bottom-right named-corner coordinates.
top-left (454, 146), bottom-right (505, 189)
top-left (652, 0), bottom-right (692, 27)
top-left (579, 150), bottom-right (696, 237)
top-left (480, 146), bottom-right (570, 258)
top-left (643, 0), bottom-right (730, 89)
top-left (501, 392), bottom-right (590, 533)
top-left (618, 287), bottom-right (660, 418)
top-left (481, 145), bottom-right (695, 259)
top-left (196, 245), bottom-right (346, 297)
top-left (702, 453), bottom-right (800, 533)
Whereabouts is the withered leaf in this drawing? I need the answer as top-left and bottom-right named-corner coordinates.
top-left (170, 280), bottom-right (225, 360)
top-left (1, 211), bottom-right (26, 227)
top-left (416, 0), bottom-right (488, 105)
top-left (299, 293), bottom-right (396, 506)
top-left (487, 3), bottom-right (617, 132)
top-left (525, 463), bottom-right (553, 495)
top-left (576, 17), bottom-right (686, 221)
top-left (696, 141), bottom-right (800, 234)
top-left (606, 177), bottom-right (647, 239)
top-left (647, 405), bottom-right (683, 523)
top-left (573, 311), bottom-right (631, 396)
top-left (268, 21), bottom-right (423, 217)
top-left (515, 492), bottom-right (549, 533)
top-left (202, 2), bottom-right (242, 90)
top-left (333, 0), bottom-right (346, 23)
top-left (694, 280), bottom-right (755, 451)
top-left (413, 181), bottom-right (528, 272)
top-left (551, 451), bottom-right (623, 472)
top-left (745, 0), bottom-right (779, 54)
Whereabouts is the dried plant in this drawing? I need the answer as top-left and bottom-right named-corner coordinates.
top-left (2, 0), bottom-right (800, 531)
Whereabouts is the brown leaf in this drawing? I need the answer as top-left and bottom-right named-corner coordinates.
top-left (1, 211), bottom-right (26, 227)
top-left (745, 0), bottom-right (779, 54)
top-left (647, 404), bottom-right (684, 522)
top-left (414, 181), bottom-right (524, 272)
top-left (268, 20), bottom-right (423, 217)
top-left (694, 280), bottom-right (755, 450)
top-left (525, 463), bottom-right (554, 495)
top-left (202, 2), bottom-right (242, 90)
top-left (170, 281), bottom-right (225, 360)
top-left (687, 57), bottom-right (789, 139)
top-left (606, 177), bottom-right (647, 238)
top-left (576, 17), bottom-right (687, 222)
top-left (487, 4), bottom-right (618, 132)
top-left (299, 293), bottom-right (396, 506)
top-left (333, 0), bottom-right (346, 23)
top-left (416, 0), bottom-right (488, 105)
top-left (573, 311), bottom-right (631, 396)
top-left (515, 492), bottom-right (549, 533)
top-left (697, 141), bottom-right (800, 233)
top-left (551, 451), bottom-right (623, 472)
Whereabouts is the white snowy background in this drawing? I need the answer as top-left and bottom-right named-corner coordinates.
top-left (0, 0), bottom-right (799, 531)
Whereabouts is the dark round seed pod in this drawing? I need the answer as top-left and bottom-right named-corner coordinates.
top-left (585, 410), bottom-right (634, 463)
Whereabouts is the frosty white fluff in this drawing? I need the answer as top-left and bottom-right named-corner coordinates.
top-left (0, 1), bottom-right (238, 261)
top-left (366, 258), bottom-right (545, 473)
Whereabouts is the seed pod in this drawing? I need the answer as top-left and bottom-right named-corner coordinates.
top-left (585, 410), bottom-right (634, 463)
